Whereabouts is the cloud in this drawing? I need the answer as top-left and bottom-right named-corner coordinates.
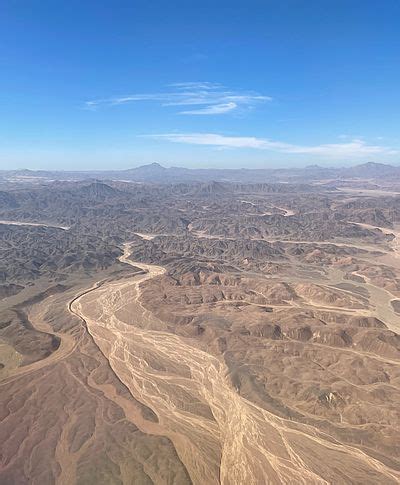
top-left (146, 133), bottom-right (397, 158)
top-left (170, 81), bottom-right (221, 90)
top-left (85, 82), bottom-right (270, 115)
top-left (180, 102), bottom-right (237, 115)
top-left (282, 139), bottom-right (397, 157)
top-left (148, 133), bottom-right (271, 149)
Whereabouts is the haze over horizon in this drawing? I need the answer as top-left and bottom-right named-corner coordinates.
top-left (1, 0), bottom-right (399, 170)
top-left (7, 160), bottom-right (400, 175)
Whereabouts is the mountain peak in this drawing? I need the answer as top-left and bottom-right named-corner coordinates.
top-left (77, 181), bottom-right (118, 197)
top-left (357, 162), bottom-right (391, 168)
top-left (134, 162), bottom-right (166, 171)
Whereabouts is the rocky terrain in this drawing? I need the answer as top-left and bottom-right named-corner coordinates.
top-left (1, 164), bottom-right (400, 484)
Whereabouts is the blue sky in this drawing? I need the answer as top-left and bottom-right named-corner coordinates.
top-left (1, 0), bottom-right (399, 170)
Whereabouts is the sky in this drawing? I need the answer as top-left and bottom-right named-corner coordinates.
top-left (0, 0), bottom-right (399, 170)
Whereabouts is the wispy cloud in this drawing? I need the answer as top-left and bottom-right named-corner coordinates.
top-left (145, 133), bottom-right (397, 158)
top-left (180, 102), bottom-right (237, 115)
top-left (148, 133), bottom-right (271, 149)
top-left (85, 82), bottom-right (270, 115)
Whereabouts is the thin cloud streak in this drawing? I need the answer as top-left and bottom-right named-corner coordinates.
top-left (85, 82), bottom-right (270, 115)
top-left (170, 81), bottom-right (222, 90)
top-left (146, 133), bottom-right (397, 158)
top-left (180, 102), bottom-right (237, 115)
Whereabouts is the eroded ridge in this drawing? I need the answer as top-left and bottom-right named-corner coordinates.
top-left (71, 243), bottom-right (400, 485)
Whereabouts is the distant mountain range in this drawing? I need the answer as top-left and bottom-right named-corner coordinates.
top-left (2, 161), bottom-right (400, 184)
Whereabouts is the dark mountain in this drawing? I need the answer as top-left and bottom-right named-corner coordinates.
top-left (76, 181), bottom-right (121, 199)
